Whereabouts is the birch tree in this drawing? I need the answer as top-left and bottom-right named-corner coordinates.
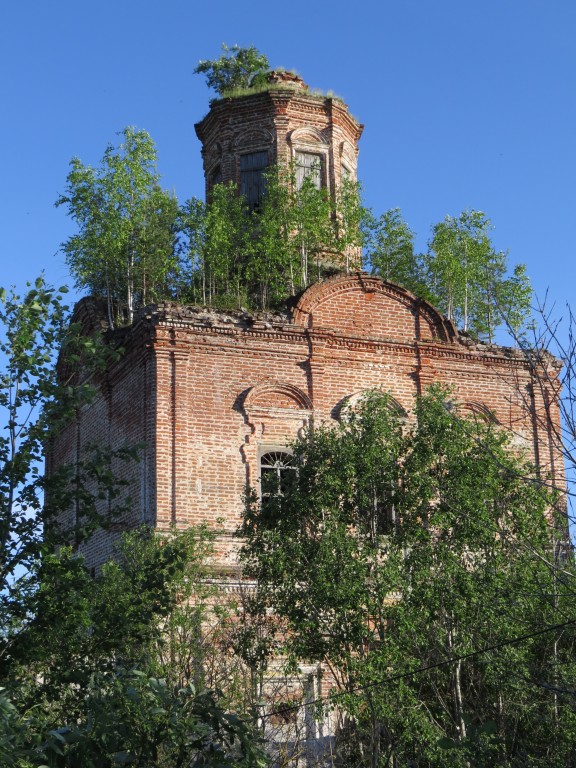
top-left (426, 210), bottom-right (491, 331)
top-left (365, 207), bottom-right (425, 296)
top-left (425, 210), bottom-right (532, 340)
top-left (57, 127), bottom-right (179, 327)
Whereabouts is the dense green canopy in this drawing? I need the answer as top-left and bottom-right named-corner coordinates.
top-left (241, 389), bottom-right (575, 766)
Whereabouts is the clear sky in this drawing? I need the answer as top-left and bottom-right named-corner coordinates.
top-left (1, 0), bottom-right (575, 320)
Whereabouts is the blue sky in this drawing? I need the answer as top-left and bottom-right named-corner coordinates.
top-left (1, 0), bottom-right (575, 320)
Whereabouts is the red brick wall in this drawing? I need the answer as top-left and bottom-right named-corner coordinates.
top-left (52, 274), bottom-right (563, 570)
top-left (50, 324), bottom-right (156, 569)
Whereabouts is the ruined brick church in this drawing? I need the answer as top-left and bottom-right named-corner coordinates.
top-left (51, 70), bottom-right (561, 575)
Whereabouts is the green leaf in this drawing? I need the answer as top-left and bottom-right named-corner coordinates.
top-left (438, 737), bottom-right (456, 749)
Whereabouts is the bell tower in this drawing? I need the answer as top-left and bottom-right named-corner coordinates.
top-left (194, 70), bottom-right (364, 208)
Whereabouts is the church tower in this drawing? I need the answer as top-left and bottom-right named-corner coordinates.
top-left (53, 67), bottom-right (561, 592)
top-left (194, 70), bottom-right (364, 209)
top-left (48, 63), bottom-right (565, 764)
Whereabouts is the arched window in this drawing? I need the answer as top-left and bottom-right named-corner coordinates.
top-left (260, 450), bottom-right (296, 498)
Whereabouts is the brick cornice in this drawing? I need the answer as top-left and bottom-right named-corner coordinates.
top-left (143, 310), bottom-right (537, 372)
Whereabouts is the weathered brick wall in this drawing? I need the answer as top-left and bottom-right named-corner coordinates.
top-left (195, 71), bottom-right (363, 199)
top-left (50, 273), bottom-right (562, 571)
top-left (49, 319), bottom-right (157, 570)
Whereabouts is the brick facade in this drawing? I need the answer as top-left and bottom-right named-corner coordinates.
top-left (51, 274), bottom-right (562, 571)
top-left (45, 73), bottom-right (565, 762)
top-left (195, 71), bottom-right (363, 200)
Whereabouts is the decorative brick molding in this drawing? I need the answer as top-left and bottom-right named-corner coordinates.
top-left (292, 272), bottom-right (458, 343)
top-left (244, 381), bottom-right (313, 412)
top-left (336, 391), bottom-right (408, 421)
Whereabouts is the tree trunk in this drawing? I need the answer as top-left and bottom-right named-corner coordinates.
top-left (105, 270), bottom-right (115, 330)
top-left (448, 627), bottom-right (467, 741)
top-left (127, 254), bottom-right (134, 325)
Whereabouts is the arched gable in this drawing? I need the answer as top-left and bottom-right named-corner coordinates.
top-left (244, 382), bottom-right (313, 413)
top-left (292, 274), bottom-right (457, 343)
top-left (336, 390), bottom-right (408, 421)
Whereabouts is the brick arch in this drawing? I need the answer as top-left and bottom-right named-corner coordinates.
top-left (244, 382), bottom-right (313, 412)
top-left (336, 390), bottom-right (408, 421)
top-left (242, 383), bottom-right (313, 489)
top-left (291, 273), bottom-right (457, 343)
top-left (459, 401), bottom-right (500, 424)
top-left (288, 126), bottom-right (329, 146)
top-left (231, 127), bottom-right (274, 151)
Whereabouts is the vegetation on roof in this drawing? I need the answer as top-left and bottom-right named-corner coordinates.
top-left (194, 44), bottom-right (270, 97)
top-left (195, 45), bottom-right (346, 106)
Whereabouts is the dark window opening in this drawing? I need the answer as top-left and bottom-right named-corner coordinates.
top-left (268, 700), bottom-right (299, 726)
top-left (211, 165), bottom-right (222, 187)
top-left (376, 500), bottom-right (397, 535)
top-left (240, 151), bottom-right (268, 210)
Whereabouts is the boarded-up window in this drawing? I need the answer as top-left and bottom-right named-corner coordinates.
top-left (296, 152), bottom-right (323, 190)
top-left (240, 151), bottom-right (268, 210)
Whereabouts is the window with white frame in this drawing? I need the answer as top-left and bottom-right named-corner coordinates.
top-left (260, 450), bottom-right (296, 499)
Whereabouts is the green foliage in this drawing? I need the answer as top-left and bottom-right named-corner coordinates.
top-left (180, 183), bottom-right (252, 308)
top-left (246, 165), bottom-right (299, 304)
top-left (56, 128), bottom-right (180, 327)
top-left (424, 210), bottom-right (532, 340)
top-left (0, 278), bottom-right (69, 591)
top-left (365, 208), bottom-right (426, 295)
top-left (40, 671), bottom-right (266, 768)
top-left (0, 279), bottom-right (142, 761)
top-left (499, 262), bottom-right (533, 340)
top-left (55, 123), bottom-right (532, 336)
top-left (246, 163), bottom-right (339, 302)
top-left (333, 177), bottom-right (367, 273)
top-left (241, 389), bottom-right (576, 766)
top-left (180, 165), bottom-right (365, 310)
top-left (426, 210), bottom-right (490, 329)
top-left (2, 529), bottom-right (267, 768)
top-left (65, 147), bottom-right (362, 314)
top-left (362, 207), bottom-right (533, 341)
top-left (194, 44), bottom-right (270, 97)
top-left (0, 280), bottom-right (265, 765)
top-left (0, 279), bottom-right (132, 623)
